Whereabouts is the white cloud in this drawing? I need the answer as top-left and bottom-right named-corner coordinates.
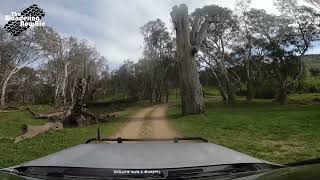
top-left (0, 13), bottom-right (6, 26)
top-left (0, 0), bottom-right (319, 68)
top-left (94, 0), bottom-right (287, 66)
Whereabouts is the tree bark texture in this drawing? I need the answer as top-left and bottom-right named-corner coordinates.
top-left (170, 4), bottom-right (206, 115)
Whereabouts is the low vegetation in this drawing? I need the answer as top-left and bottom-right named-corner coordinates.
top-left (168, 93), bottom-right (320, 164)
top-left (0, 104), bottom-right (148, 168)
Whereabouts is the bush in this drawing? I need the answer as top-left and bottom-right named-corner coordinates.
top-left (254, 80), bottom-right (278, 99)
top-left (255, 86), bottom-right (277, 99)
top-left (235, 83), bottom-right (246, 96)
top-left (302, 77), bottom-right (320, 93)
top-left (236, 81), bottom-right (277, 99)
top-left (309, 68), bottom-right (320, 77)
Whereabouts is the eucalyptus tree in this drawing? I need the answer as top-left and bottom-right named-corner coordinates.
top-left (111, 59), bottom-right (136, 98)
top-left (276, 0), bottom-right (320, 75)
top-left (273, 0), bottom-right (320, 103)
top-left (234, 0), bottom-right (256, 100)
top-left (140, 19), bottom-right (174, 102)
top-left (249, 9), bottom-right (308, 104)
top-left (34, 26), bottom-right (71, 106)
top-left (0, 28), bottom-right (41, 108)
top-left (199, 5), bottom-right (239, 102)
top-left (232, 4), bottom-right (273, 101)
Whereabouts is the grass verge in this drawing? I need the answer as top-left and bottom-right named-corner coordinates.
top-left (0, 103), bottom-right (146, 168)
top-left (168, 94), bottom-right (320, 164)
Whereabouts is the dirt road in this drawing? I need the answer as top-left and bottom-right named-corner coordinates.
top-left (112, 104), bottom-right (179, 138)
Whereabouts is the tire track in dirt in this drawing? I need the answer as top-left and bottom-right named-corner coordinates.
top-left (149, 104), bottom-right (179, 138)
top-left (111, 107), bottom-right (155, 138)
top-left (111, 104), bottom-right (179, 139)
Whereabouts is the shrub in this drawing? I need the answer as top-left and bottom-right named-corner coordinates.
top-left (303, 77), bottom-right (320, 93)
top-left (254, 80), bottom-right (278, 99)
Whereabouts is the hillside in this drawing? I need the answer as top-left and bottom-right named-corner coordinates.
top-left (304, 54), bottom-right (320, 69)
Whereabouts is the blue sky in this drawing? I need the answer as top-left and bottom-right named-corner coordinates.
top-left (0, 0), bottom-right (319, 68)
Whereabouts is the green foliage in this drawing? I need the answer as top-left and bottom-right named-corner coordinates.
top-left (309, 68), bottom-right (320, 76)
top-left (301, 77), bottom-right (320, 93)
top-left (202, 86), bottom-right (221, 97)
top-left (168, 95), bottom-right (320, 164)
top-left (254, 80), bottom-right (278, 99)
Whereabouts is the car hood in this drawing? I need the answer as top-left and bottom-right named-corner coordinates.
top-left (15, 142), bottom-right (269, 169)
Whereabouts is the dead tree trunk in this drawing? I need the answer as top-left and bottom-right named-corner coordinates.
top-left (171, 4), bottom-right (210, 115)
top-left (62, 77), bottom-right (98, 126)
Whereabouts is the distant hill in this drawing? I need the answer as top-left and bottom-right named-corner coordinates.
top-left (303, 54), bottom-right (320, 69)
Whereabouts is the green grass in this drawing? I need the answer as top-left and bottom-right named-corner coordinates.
top-left (168, 93), bottom-right (320, 164)
top-left (0, 104), bottom-right (145, 168)
top-left (98, 92), bottom-right (128, 102)
top-left (203, 86), bottom-right (221, 97)
top-left (303, 76), bottom-right (320, 93)
top-left (289, 93), bottom-right (320, 102)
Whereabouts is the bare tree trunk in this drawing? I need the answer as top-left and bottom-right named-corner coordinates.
top-left (54, 77), bottom-right (61, 105)
top-left (246, 80), bottom-right (254, 101)
top-left (226, 80), bottom-right (235, 102)
top-left (246, 56), bottom-right (254, 101)
top-left (220, 67), bottom-right (235, 102)
top-left (165, 83), bottom-right (169, 103)
top-left (276, 79), bottom-right (288, 105)
top-left (60, 61), bottom-right (68, 105)
top-left (209, 67), bottom-right (227, 101)
top-left (0, 72), bottom-right (14, 108)
top-left (56, 61), bottom-right (69, 106)
top-left (178, 55), bottom-right (205, 114)
top-left (171, 4), bottom-right (205, 115)
top-left (175, 88), bottom-right (178, 99)
top-left (70, 76), bottom-right (77, 105)
top-left (0, 78), bottom-right (9, 108)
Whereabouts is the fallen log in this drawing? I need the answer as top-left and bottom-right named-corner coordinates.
top-left (26, 106), bottom-right (113, 127)
top-left (26, 107), bottom-right (65, 120)
top-left (61, 107), bottom-right (107, 126)
top-left (14, 122), bottom-right (63, 143)
top-left (0, 110), bottom-right (20, 113)
top-left (0, 106), bottom-right (21, 113)
top-left (3, 106), bottom-right (21, 110)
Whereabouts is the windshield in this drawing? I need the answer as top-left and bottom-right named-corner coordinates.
top-left (0, 0), bottom-right (320, 179)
